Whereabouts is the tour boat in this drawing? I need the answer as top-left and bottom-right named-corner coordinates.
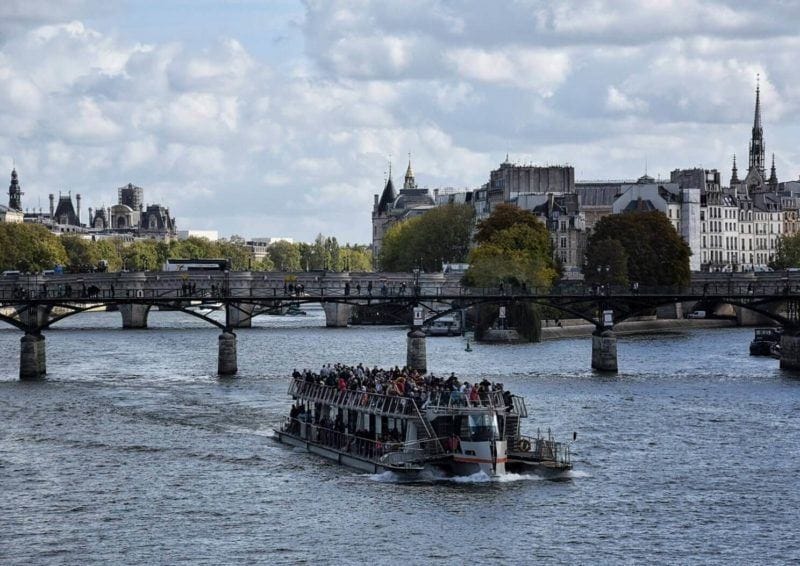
top-left (749, 327), bottom-right (782, 356)
top-left (274, 374), bottom-right (573, 478)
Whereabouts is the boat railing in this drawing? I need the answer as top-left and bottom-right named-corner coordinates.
top-left (509, 430), bottom-right (570, 466)
top-left (423, 390), bottom-right (516, 413)
top-left (288, 379), bottom-right (423, 419)
top-left (289, 379), bottom-right (526, 421)
top-left (280, 417), bottom-right (448, 466)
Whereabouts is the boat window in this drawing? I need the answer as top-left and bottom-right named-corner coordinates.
top-left (468, 413), bottom-right (498, 441)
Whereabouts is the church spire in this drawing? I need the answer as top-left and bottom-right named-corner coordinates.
top-left (748, 74), bottom-right (765, 178)
top-left (730, 154), bottom-right (739, 185)
top-left (768, 153), bottom-right (778, 190)
top-left (403, 152), bottom-right (417, 190)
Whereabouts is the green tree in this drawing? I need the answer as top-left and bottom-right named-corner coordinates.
top-left (61, 235), bottom-right (102, 271)
top-left (340, 244), bottom-right (373, 272)
top-left (269, 241), bottom-right (302, 271)
top-left (474, 203), bottom-right (540, 244)
top-left (586, 211), bottom-right (691, 286)
top-left (465, 221), bottom-right (557, 288)
top-left (0, 223), bottom-right (68, 272)
top-left (379, 203), bottom-right (474, 271)
top-left (771, 233), bottom-right (800, 269)
top-left (584, 238), bottom-right (629, 286)
top-left (121, 240), bottom-right (159, 271)
top-left (217, 237), bottom-right (253, 270)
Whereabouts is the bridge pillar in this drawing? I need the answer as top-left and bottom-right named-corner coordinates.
top-left (218, 331), bottom-right (238, 375)
top-left (16, 305), bottom-right (52, 328)
top-left (322, 302), bottom-right (352, 327)
top-left (406, 328), bottom-right (427, 373)
top-left (119, 304), bottom-right (151, 329)
top-left (226, 303), bottom-right (255, 328)
top-left (591, 329), bottom-right (618, 373)
top-left (20, 332), bottom-right (46, 379)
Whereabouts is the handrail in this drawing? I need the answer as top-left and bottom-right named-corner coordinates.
top-left (509, 431), bottom-right (571, 466)
top-left (289, 378), bottom-right (519, 418)
top-left (288, 379), bottom-right (423, 419)
top-left (280, 417), bottom-right (447, 465)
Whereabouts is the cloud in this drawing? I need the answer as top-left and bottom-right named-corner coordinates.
top-left (0, 1), bottom-right (798, 244)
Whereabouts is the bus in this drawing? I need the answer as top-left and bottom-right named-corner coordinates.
top-left (163, 258), bottom-right (231, 272)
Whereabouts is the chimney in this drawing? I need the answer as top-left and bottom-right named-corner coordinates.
top-left (76, 193), bottom-right (81, 224)
top-left (49, 194), bottom-right (54, 218)
top-left (374, 194), bottom-right (379, 205)
top-left (88, 207), bottom-right (93, 226)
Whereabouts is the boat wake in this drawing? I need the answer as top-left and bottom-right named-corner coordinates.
top-left (367, 467), bottom-right (555, 484)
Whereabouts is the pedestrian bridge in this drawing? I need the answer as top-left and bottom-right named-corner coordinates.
top-left (2, 270), bottom-right (800, 379)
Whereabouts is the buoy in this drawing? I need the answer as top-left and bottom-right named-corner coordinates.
top-left (465, 340), bottom-right (472, 352)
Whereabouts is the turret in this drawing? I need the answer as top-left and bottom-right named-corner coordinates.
top-left (76, 193), bottom-right (81, 224)
top-left (8, 168), bottom-right (23, 211)
top-left (49, 194), bottom-right (54, 218)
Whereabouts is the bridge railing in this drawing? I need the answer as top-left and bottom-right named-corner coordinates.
top-left (3, 278), bottom-right (800, 302)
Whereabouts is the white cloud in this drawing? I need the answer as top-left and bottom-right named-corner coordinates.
top-left (0, 1), bottom-right (798, 243)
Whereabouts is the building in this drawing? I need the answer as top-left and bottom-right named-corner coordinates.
top-left (371, 158), bottom-right (435, 267)
top-left (178, 230), bottom-right (219, 241)
top-left (10, 169), bottom-right (178, 240)
top-left (488, 158), bottom-right (574, 202)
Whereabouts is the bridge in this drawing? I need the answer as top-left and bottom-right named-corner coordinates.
top-left (2, 270), bottom-right (800, 379)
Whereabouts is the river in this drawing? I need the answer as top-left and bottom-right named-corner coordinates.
top-left (1, 308), bottom-right (799, 564)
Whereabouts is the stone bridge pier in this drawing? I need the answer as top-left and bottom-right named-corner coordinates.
top-left (119, 304), bottom-right (151, 328)
top-left (218, 331), bottom-right (238, 375)
top-left (322, 302), bottom-right (353, 327)
top-left (591, 327), bottom-right (618, 373)
top-left (20, 332), bottom-right (46, 379)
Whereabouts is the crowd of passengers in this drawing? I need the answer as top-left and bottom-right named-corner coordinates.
top-left (291, 364), bottom-right (516, 411)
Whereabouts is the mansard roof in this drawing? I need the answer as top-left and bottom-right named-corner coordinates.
top-left (53, 194), bottom-right (79, 225)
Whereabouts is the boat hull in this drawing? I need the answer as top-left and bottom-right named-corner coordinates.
top-left (274, 429), bottom-right (423, 475)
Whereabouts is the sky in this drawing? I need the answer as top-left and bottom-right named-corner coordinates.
top-left (1, 0), bottom-right (799, 244)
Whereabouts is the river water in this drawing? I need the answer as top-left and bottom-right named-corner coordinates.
top-left (1, 308), bottom-right (799, 564)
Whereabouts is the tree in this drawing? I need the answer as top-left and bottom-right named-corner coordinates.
top-left (586, 211), bottom-right (691, 286)
top-left (121, 240), bottom-right (159, 271)
top-left (0, 223), bottom-right (68, 272)
top-left (61, 235), bottom-right (102, 271)
top-left (378, 203), bottom-right (474, 271)
top-left (465, 221), bottom-right (557, 288)
top-left (474, 203), bottom-right (540, 244)
top-left (771, 233), bottom-right (800, 269)
top-left (584, 238), bottom-right (629, 286)
top-left (268, 240), bottom-right (301, 271)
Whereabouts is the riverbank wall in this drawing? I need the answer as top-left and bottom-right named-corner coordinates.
top-left (540, 318), bottom-right (736, 340)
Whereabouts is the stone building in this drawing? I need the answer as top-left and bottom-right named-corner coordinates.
top-left (371, 159), bottom-right (434, 267)
top-left (487, 158), bottom-right (574, 202)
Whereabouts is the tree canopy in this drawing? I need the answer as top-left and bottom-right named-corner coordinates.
top-left (585, 211), bottom-right (691, 286)
top-left (0, 223), bottom-right (68, 272)
top-left (378, 204), bottom-right (474, 272)
top-left (0, 223), bottom-right (372, 273)
top-left (771, 233), bottom-right (800, 269)
top-left (464, 205), bottom-right (557, 288)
